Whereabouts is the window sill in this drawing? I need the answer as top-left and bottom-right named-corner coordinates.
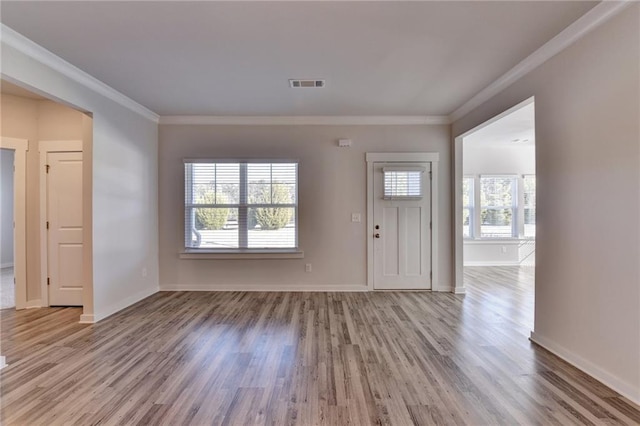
top-left (180, 249), bottom-right (304, 259)
top-left (464, 238), bottom-right (534, 244)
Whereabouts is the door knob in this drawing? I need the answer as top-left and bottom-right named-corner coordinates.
top-left (374, 233), bottom-right (380, 238)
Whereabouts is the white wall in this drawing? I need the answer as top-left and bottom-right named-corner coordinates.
top-left (464, 144), bottom-right (535, 176)
top-left (0, 149), bottom-right (15, 268)
top-left (158, 125), bottom-right (451, 291)
top-left (464, 240), bottom-right (519, 266)
top-left (453, 5), bottom-right (640, 403)
top-left (1, 41), bottom-right (159, 321)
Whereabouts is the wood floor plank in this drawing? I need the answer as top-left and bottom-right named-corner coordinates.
top-left (1, 266), bottom-right (639, 425)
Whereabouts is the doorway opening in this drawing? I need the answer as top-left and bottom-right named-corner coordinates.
top-left (0, 137), bottom-right (28, 311)
top-left (455, 97), bottom-right (536, 327)
top-left (1, 79), bottom-right (92, 314)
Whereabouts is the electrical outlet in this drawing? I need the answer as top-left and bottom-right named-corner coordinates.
top-left (305, 263), bottom-right (312, 273)
top-left (351, 213), bottom-right (361, 223)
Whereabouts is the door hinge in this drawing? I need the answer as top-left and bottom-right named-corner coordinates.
top-left (47, 277), bottom-right (50, 286)
top-left (46, 221), bottom-right (49, 230)
top-left (430, 222), bottom-right (432, 230)
top-left (429, 171), bottom-right (432, 180)
top-left (430, 271), bottom-right (432, 279)
top-left (46, 164), bottom-right (50, 173)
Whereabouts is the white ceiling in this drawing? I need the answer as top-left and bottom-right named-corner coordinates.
top-left (1, 1), bottom-right (597, 116)
top-left (464, 102), bottom-right (535, 148)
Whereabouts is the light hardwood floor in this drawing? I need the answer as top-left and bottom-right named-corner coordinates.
top-left (1, 266), bottom-right (639, 425)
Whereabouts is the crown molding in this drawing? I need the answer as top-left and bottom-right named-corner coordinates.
top-left (449, 0), bottom-right (633, 123)
top-left (159, 115), bottom-right (451, 126)
top-left (1, 24), bottom-right (159, 123)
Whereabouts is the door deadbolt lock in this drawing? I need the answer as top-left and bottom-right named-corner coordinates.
top-left (375, 225), bottom-right (380, 229)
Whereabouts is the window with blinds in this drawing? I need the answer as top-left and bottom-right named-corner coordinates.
top-left (185, 161), bottom-right (298, 250)
top-left (480, 175), bottom-right (517, 238)
top-left (383, 167), bottom-right (424, 199)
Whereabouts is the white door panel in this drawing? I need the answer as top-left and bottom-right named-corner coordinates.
top-left (374, 162), bottom-right (431, 290)
top-left (405, 207), bottom-right (423, 276)
top-left (47, 152), bottom-right (83, 306)
top-left (382, 207), bottom-right (399, 276)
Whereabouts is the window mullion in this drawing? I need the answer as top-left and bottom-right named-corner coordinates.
top-left (474, 175), bottom-right (481, 239)
top-left (512, 176), bottom-right (519, 238)
top-left (468, 178), bottom-right (472, 230)
top-left (213, 164), bottom-right (217, 204)
top-left (517, 176), bottom-right (524, 238)
top-left (239, 163), bottom-right (248, 248)
top-left (185, 164), bottom-right (194, 248)
top-left (270, 164), bottom-right (274, 204)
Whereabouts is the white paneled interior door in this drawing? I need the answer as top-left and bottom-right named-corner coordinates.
top-left (47, 151), bottom-right (83, 306)
top-left (373, 162), bottom-right (432, 290)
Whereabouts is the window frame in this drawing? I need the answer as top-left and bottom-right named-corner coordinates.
top-left (462, 175), bottom-right (475, 239)
top-left (183, 158), bottom-right (300, 256)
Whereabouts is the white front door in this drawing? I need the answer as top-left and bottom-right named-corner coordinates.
top-left (373, 162), bottom-right (432, 290)
top-left (47, 151), bottom-right (83, 306)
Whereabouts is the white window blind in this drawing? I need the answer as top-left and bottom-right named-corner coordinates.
top-left (185, 161), bottom-right (298, 250)
top-left (383, 167), bottom-right (424, 199)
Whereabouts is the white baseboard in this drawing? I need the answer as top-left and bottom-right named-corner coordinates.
top-left (0, 262), bottom-right (14, 269)
top-left (0, 356), bottom-right (6, 370)
top-left (79, 314), bottom-right (94, 324)
top-left (530, 332), bottom-right (640, 405)
top-left (87, 285), bottom-right (159, 323)
top-left (454, 286), bottom-right (466, 294)
top-left (160, 283), bottom-right (368, 292)
top-left (431, 285), bottom-right (453, 293)
top-left (464, 261), bottom-right (521, 267)
top-left (25, 299), bottom-right (42, 309)
top-left (161, 283), bottom-right (465, 293)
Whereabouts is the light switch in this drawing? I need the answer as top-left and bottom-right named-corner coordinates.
top-left (351, 213), bottom-right (361, 223)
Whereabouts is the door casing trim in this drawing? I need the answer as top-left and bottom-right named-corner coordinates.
top-left (365, 152), bottom-right (440, 292)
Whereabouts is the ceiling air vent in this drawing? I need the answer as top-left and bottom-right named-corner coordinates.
top-left (289, 79), bottom-right (325, 88)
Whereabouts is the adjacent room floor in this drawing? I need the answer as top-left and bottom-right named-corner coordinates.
top-left (1, 267), bottom-right (638, 425)
top-left (464, 264), bottom-right (535, 333)
top-left (0, 267), bottom-right (14, 310)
